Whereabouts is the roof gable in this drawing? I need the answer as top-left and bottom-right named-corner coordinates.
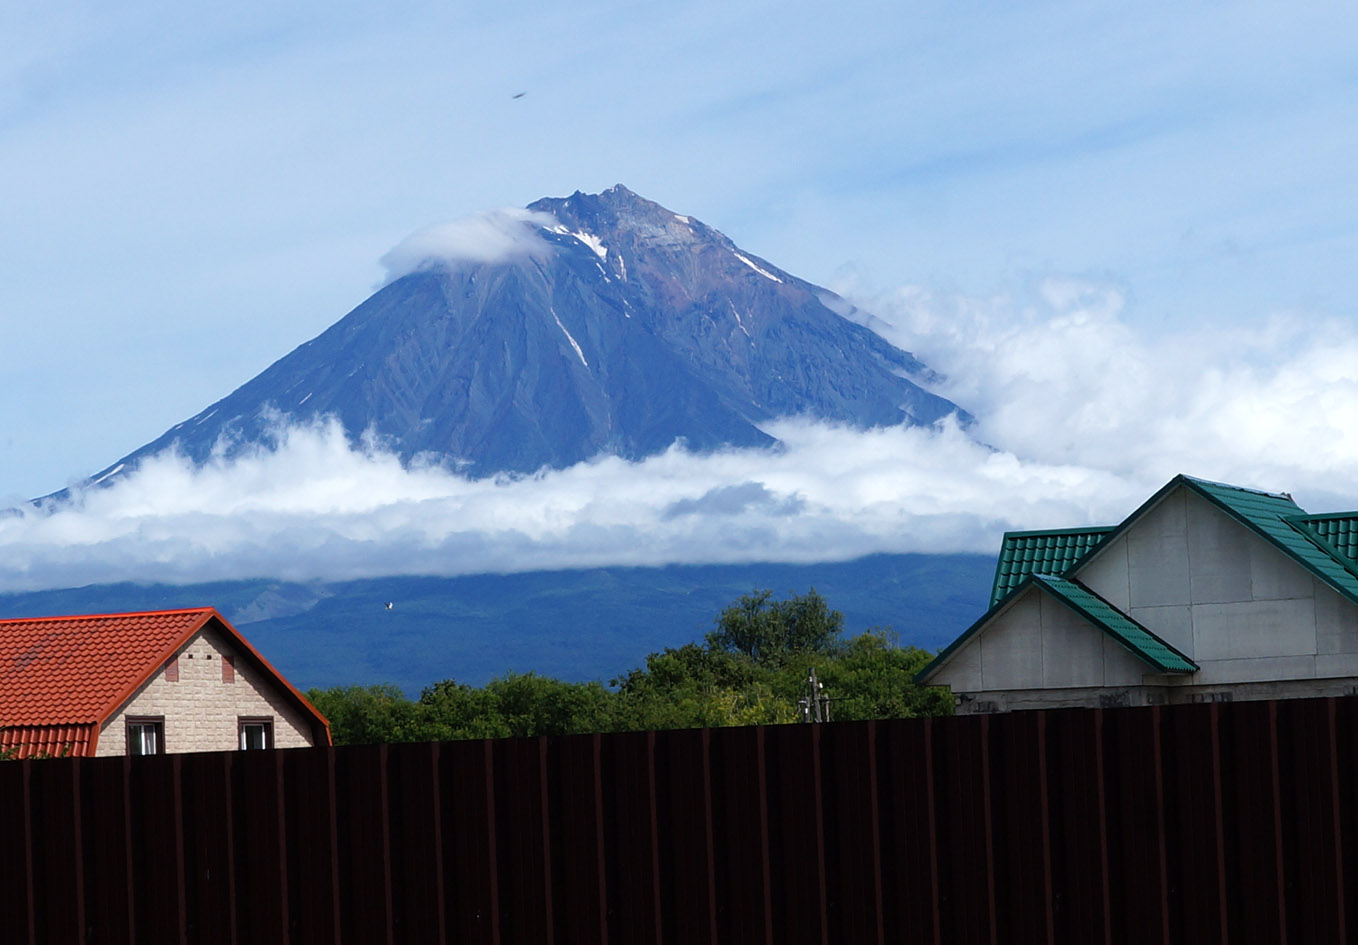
top-left (1032, 575), bottom-right (1197, 674)
top-left (0, 607), bottom-right (330, 749)
top-left (917, 573), bottom-right (1197, 684)
top-left (1185, 478), bottom-right (1358, 605)
top-left (991, 527), bottom-right (1115, 605)
top-left (1064, 476), bottom-right (1358, 607)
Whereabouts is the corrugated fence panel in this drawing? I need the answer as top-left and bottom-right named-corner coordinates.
top-left (1101, 705), bottom-right (1170, 945)
top-left (1219, 699), bottom-right (1287, 945)
top-left (283, 747), bottom-right (341, 945)
top-left (552, 733), bottom-right (609, 944)
top-left (1275, 697), bottom-right (1343, 945)
top-left (127, 753), bottom-right (187, 945)
top-left (820, 721), bottom-right (885, 945)
top-left (27, 757), bottom-right (84, 945)
top-left (876, 715), bottom-right (941, 945)
top-left (988, 710), bottom-right (1053, 945)
top-left (334, 743), bottom-right (394, 944)
top-left (493, 736), bottom-right (553, 943)
top-left (80, 757), bottom-right (136, 945)
top-left (933, 713), bottom-right (996, 944)
top-left (601, 729), bottom-right (662, 943)
top-left (438, 738), bottom-right (499, 945)
top-left (1158, 703), bottom-right (1228, 943)
top-left (710, 725), bottom-right (774, 945)
top-left (655, 727), bottom-right (719, 944)
top-left (387, 742), bottom-right (447, 944)
top-left (8, 696), bottom-right (1358, 943)
top-left (179, 751), bottom-right (237, 945)
top-left (1334, 697), bottom-right (1358, 933)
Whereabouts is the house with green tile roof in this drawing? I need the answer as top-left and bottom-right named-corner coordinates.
top-left (918, 474), bottom-right (1358, 713)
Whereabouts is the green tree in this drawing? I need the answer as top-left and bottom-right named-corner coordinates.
top-left (807, 629), bottom-right (952, 720)
top-left (306, 684), bottom-right (420, 745)
top-left (611, 643), bottom-right (797, 729)
top-left (308, 587), bottom-right (952, 746)
top-left (706, 588), bottom-right (844, 666)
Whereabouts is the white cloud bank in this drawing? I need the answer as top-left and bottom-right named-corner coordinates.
top-left (4, 278), bottom-right (1358, 592)
top-left (848, 277), bottom-right (1358, 509)
top-left (379, 208), bottom-right (559, 280)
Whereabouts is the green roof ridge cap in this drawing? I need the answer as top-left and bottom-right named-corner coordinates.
top-left (1032, 574), bottom-right (1198, 674)
top-left (1179, 474), bottom-right (1295, 502)
top-left (1001, 525), bottom-right (1118, 538)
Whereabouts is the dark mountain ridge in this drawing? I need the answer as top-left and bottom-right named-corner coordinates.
top-left (0, 553), bottom-right (995, 692)
top-left (92, 185), bottom-right (963, 481)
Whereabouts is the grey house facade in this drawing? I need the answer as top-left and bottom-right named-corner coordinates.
top-left (919, 475), bottom-right (1358, 713)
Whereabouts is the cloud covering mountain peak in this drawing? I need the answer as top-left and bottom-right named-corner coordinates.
top-left (379, 208), bottom-right (560, 279)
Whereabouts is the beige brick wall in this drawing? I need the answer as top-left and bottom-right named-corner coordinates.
top-left (96, 625), bottom-right (319, 756)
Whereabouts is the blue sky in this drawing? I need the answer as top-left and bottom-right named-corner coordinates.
top-left (2, 2), bottom-right (1357, 587)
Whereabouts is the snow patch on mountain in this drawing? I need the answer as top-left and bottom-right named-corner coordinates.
top-left (734, 252), bottom-right (782, 283)
top-left (551, 307), bottom-right (589, 368)
top-left (572, 230), bottom-right (607, 260)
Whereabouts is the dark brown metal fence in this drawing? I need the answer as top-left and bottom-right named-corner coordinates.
top-left (5, 696), bottom-right (1357, 944)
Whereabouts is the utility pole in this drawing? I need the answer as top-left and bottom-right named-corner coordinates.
top-left (798, 667), bottom-right (832, 723)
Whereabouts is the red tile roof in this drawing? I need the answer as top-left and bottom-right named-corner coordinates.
top-left (0, 723), bottom-right (96, 759)
top-left (0, 607), bottom-right (330, 755)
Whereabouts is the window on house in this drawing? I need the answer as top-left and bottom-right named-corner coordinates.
top-left (127, 718), bottom-right (165, 756)
top-left (164, 656), bottom-right (179, 682)
top-left (222, 655), bottom-right (235, 684)
top-left (238, 718), bottom-right (273, 750)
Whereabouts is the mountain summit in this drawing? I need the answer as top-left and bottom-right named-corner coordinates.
top-left (100, 186), bottom-right (963, 480)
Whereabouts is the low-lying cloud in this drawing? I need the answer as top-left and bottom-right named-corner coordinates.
top-left (0, 414), bottom-right (1141, 592)
top-left (380, 208), bottom-right (559, 280)
top-left (4, 276), bottom-right (1358, 593)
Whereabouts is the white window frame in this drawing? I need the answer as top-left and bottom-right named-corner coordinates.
top-left (126, 717), bottom-right (165, 756)
top-left (238, 717), bottom-right (274, 750)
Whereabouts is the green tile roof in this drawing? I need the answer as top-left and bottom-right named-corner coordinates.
top-left (1032, 575), bottom-right (1198, 674)
top-left (991, 527), bottom-right (1115, 605)
top-left (1183, 477), bottom-right (1358, 607)
top-left (1293, 513), bottom-right (1358, 570)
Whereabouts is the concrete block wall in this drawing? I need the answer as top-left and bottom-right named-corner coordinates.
top-left (938, 586), bottom-right (1149, 695)
top-left (96, 625), bottom-right (316, 756)
top-left (1077, 486), bottom-right (1358, 685)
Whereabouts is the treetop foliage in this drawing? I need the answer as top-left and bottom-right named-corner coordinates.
top-left (706, 587), bottom-right (844, 665)
top-left (308, 588), bottom-right (951, 746)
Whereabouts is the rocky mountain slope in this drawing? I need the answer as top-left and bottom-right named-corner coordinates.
top-left (95, 185), bottom-right (962, 480)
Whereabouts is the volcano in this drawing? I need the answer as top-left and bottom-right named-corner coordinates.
top-left (96, 185), bottom-right (963, 480)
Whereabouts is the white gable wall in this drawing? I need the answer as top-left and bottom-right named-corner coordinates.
top-left (934, 586), bottom-right (1150, 699)
top-left (1075, 485), bottom-right (1358, 687)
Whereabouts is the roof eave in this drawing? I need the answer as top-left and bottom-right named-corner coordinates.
top-left (1033, 575), bottom-right (1199, 675)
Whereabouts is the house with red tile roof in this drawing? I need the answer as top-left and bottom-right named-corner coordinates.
top-left (0, 607), bottom-right (330, 758)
